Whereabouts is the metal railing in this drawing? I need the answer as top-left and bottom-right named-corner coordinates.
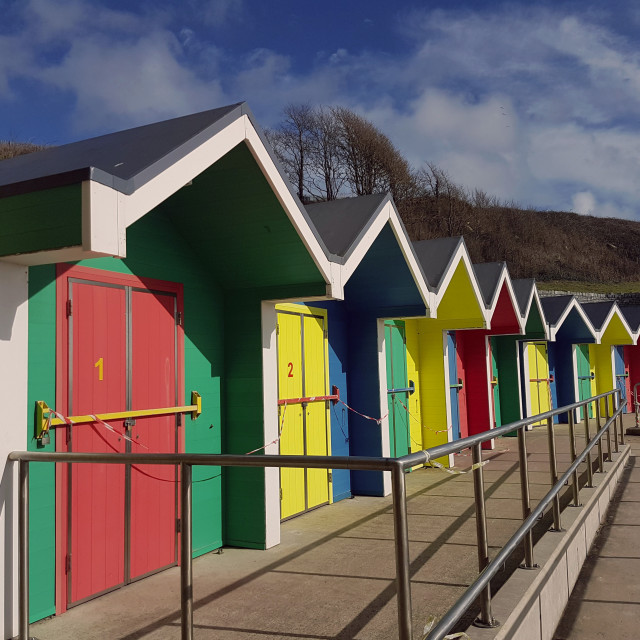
top-left (7, 389), bottom-right (625, 640)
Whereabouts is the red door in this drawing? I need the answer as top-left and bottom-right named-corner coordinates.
top-left (69, 282), bottom-right (127, 604)
top-left (64, 273), bottom-right (180, 606)
top-left (129, 289), bottom-right (177, 580)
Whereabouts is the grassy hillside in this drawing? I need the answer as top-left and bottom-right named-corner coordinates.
top-left (400, 197), bottom-right (640, 286)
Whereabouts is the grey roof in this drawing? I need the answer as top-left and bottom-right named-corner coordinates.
top-left (540, 295), bottom-right (574, 326)
top-left (511, 279), bottom-right (535, 316)
top-left (581, 301), bottom-right (615, 331)
top-left (620, 305), bottom-right (640, 332)
top-left (0, 103), bottom-right (244, 197)
top-left (473, 262), bottom-right (505, 308)
top-left (412, 236), bottom-right (463, 291)
top-left (305, 193), bottom-right (389, 259)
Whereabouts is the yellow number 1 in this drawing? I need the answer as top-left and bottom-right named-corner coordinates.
top-left (94, 357), bottom-right (104, 381)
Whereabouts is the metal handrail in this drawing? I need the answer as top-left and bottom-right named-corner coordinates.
top-left (424, 397), bottom-right (623, 640)
top-left (7, 388), bottom-right (625, 640)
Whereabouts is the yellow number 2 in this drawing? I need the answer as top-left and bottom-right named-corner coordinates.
top-left (94, 357), bottom-right (104, 381)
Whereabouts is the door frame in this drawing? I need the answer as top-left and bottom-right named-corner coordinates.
top-left (55, 264), bottom-right (185, 614)
top-left (275, 303), bottom-right (332, 521)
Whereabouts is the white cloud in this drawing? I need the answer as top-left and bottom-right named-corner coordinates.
top-left (2, 0), bottom-right (640, 220)
top-left (572, 191), bottom-right (636, 220)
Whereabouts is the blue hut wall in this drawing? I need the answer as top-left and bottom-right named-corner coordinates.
top-left (342, 224), bottom-right (426, 495)
top-left (307, 300), bottom-right (351, 502)
top-left (550, 308), bottom-right (596, 423)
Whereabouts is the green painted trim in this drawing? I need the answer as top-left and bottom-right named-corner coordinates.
top-left (0, 185), bottom-right (81, 256)
top-left (26, 264), bottom-right (57, 623)
top-left (75, 211), bottom-right (225, 556)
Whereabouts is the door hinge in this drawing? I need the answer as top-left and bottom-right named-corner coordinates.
top-left (324, 329), bottom-right (328, 339)
top-left (328, 471), bottom-right (332, 483)
top-left (65, 554), bottom-right (71, 574)
top-left (176, 412), bottom-right (183, 427)
top-left (176, 311), bottom-right (183, 326)
top-left (176, 518), bottom-right (181, 533)
top-left (276, 324), bottom-right (280, 336)
top-left (279, 488), bottom-right (283, 500)
top-left (66, 299), bottom-right (72, 317)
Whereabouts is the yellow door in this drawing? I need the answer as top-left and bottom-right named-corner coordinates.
top-left (303, 314), bottom-right (330, 510)
top-left (277, 311), bottom-right (305, 519)
top-left (527, 342), bottom-right (550, 425)
top-left (276, 305), bottom-right (331, 520)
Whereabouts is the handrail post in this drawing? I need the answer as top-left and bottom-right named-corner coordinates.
top-left (18, 460), bottom-right (29, 640)
top-left (471, 444), bottom-right (498, 628)
top-left (584, 403), bottom-right (594, 488)
top-left (618, 389), bottom-right (625, 446)
top-left (391, 464), bottom-right (413, 640)
top-left (568, 410), bottom-right (581, 507)
top-left (547, 417), bottom-right (562, 531)
top-left (517, 428), bottom-right (536, 568)
top-left (604, 400), bottom-right (612, 461)
top-left (595, 401), bottom-right (604, 473)
top-left (181, 463), bottom-right (193, 640)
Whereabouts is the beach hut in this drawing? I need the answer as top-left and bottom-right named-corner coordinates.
top-left (455, 263), bottom-right (523, 446)
top-left (618, 306), bottom-right (640, 413)
top-left (0, 104), bottom-right (345, 625)
top-left (404, 238), bottom-right (489, 463)
top-left (278, 194), bottom-right (431, 503)
top-left (581, 302), bottom-right (635, 416)
top-left (491, 280), bottom-right (548, 427)
top-left (541, 296), bottom-right (598, 423)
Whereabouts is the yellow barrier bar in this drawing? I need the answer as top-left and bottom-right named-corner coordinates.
top-left (36, 390), bottom-right (202, 440)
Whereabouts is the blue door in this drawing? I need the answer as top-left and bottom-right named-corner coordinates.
top-left (447, 331), bottom-right (461, 440)
top-left (614, 346), bottom-right (628, 413)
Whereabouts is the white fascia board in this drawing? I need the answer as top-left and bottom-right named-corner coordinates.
top-left (340, 200), bottom-right (433, 317)
top-left (243, 122), bottom-right (339, 299)
top-left (496, 268), bottom-right (526, 334)
top-left (82, 180), bottom-right (127, 257)
top-left (111, 114), bottom-right (337, 299)
top-left (341, 200), bottom-right (389, 284)
top-left (548, 297), bottom-right (575, 342)
top-left (597, 304), bottom-right (618, 340)
top-left (563, 299), bottom-right (598, 344)
top-left (435, 243), bottom-right (491, 328)
top-left (599, 304), bottom-right (634, 345)
top-left (529, 288), bottom-right (550, 340)
top-left (388, 205), bottom-right (433, 317)
top-left (122, 116), bottom-right (244, 228)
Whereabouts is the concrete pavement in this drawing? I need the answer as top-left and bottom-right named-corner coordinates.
top-left (28, 418), bottom-right (625, 640)
top-left (554, 416), bottom-right (640, 640)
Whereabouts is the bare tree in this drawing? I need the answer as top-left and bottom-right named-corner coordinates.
top-left (332, 107), bottom-right (415, 201)
top-left (305, 107), bottom-right (346, 201)
top-left (265, 104), bottom-right (315, 202)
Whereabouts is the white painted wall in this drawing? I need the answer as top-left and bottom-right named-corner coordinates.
top-left (0, 262), bottom-right (29, 640)
top-left (261, 301), bottom-right (280, 549)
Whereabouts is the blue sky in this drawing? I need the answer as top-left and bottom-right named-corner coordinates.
top-left (1, 0), bottom-right (640, 219)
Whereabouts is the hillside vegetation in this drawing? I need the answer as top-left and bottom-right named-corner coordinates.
top-left (3, 120), bottom-right (640, 288)
top-left (267, 104), bottom-right (640, 288)
top-left (400, 197), bottom-right (640, 285)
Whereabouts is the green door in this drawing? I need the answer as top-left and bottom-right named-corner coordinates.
top-left (385, 320), bottom-right (410, 457)
top-left (490, 338), bottom-right (501, 427)
top-left (576, 344), bottom-right (593, 420)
